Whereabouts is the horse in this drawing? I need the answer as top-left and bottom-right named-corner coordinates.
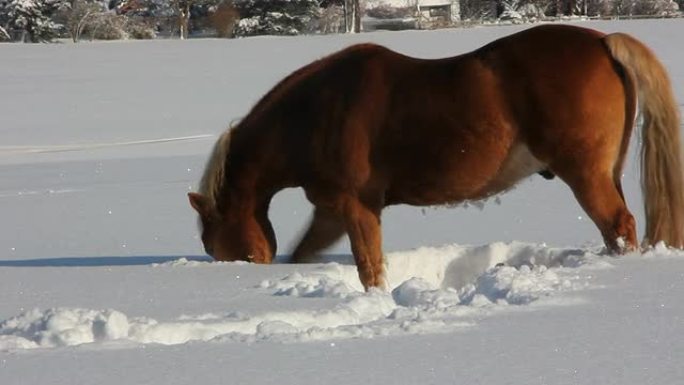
top-left (189, 24), bottom-right (684, 290)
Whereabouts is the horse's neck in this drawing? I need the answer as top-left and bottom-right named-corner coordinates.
top-left (220, 130), bottom-right (290, 210)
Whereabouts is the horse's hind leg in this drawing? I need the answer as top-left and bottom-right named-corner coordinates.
top-left (558, 168), bottom-right (637, 252)
top-left (291, 207), bottom-right (345, 263)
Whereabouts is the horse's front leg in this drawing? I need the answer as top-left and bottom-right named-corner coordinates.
top-left (339, 196), bottom-right (385, 290)
top-left (247, 199), bottom-right (277, 264)
top-left (291, 207), bottom-right (346, 263)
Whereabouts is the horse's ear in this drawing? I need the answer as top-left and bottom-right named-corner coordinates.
top-left (188, 192), bottom-right (209, 216)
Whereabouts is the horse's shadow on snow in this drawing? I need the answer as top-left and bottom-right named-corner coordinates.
top-left (0, 247), bottom-right (589, 291)
top-left (0, 254), bottom-right (353, 267)
top-left (0, 255), bottom-right (213, 267)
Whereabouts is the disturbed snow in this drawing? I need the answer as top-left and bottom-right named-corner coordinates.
top-left (1, 241), bottom-right (616, 350)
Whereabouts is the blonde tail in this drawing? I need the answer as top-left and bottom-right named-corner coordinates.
top-left (604, 33), bottom-right (684, 248)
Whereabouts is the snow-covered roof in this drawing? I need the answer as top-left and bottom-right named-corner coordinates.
top-left (366, 0), bottom-right (456, 8)
top-left (418, 0), bottom-right (453, 6)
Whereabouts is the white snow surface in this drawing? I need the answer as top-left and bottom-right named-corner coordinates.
top-left (2, 19), bottom-right (684, 384)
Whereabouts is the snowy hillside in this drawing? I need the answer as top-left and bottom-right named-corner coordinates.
top-left (1, 19), bottom-right (684, 384)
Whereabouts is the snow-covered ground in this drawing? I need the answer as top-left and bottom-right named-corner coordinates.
top-left (1, 19), bottom-right (683, 384)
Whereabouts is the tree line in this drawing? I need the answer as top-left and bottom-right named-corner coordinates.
top-left (0, 0), bottom-right (680, 43)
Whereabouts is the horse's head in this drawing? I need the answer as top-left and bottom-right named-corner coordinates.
top-left (188, 192), bottom-right (276, 264)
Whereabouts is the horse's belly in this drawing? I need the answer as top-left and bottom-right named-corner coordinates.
top-left (481, 142), bottom-right (547, 196)
top-left (386, 142), bottom-right (546, 206)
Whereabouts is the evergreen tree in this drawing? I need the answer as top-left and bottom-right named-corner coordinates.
top-left (233, 0), bottom-right (319, 36)
top-left (0, 0), bottom-right (65, 42)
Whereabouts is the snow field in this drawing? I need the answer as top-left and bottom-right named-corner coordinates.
top-left (0, 241), bottom-right (609, 350)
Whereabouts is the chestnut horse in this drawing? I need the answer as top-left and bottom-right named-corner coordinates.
top-left (189, 25), bottom-right (684, 290)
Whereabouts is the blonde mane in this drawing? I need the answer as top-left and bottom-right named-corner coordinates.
top-left (198, 128), bottom-right (233, 214)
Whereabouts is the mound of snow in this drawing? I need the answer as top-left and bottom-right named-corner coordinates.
top-left (459, 264), bottom-right (572, 306)
top-left (0, 308), bottom-right (129, 349)
top-left (259, 263), bottom-right (362, 297)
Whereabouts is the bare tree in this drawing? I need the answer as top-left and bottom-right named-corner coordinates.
top-left (171, 0), bottom-right (218, 39)
top-left (208, 0), bottom-right (238, 37)
top-left (169, 0), bottom-right (189, 38)
top-left (64, 0), bottom-right (105, 42)
top-left (342, 0), bottom-right (360, 32)
top-left (317, 4), bottom-right (344, 33)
